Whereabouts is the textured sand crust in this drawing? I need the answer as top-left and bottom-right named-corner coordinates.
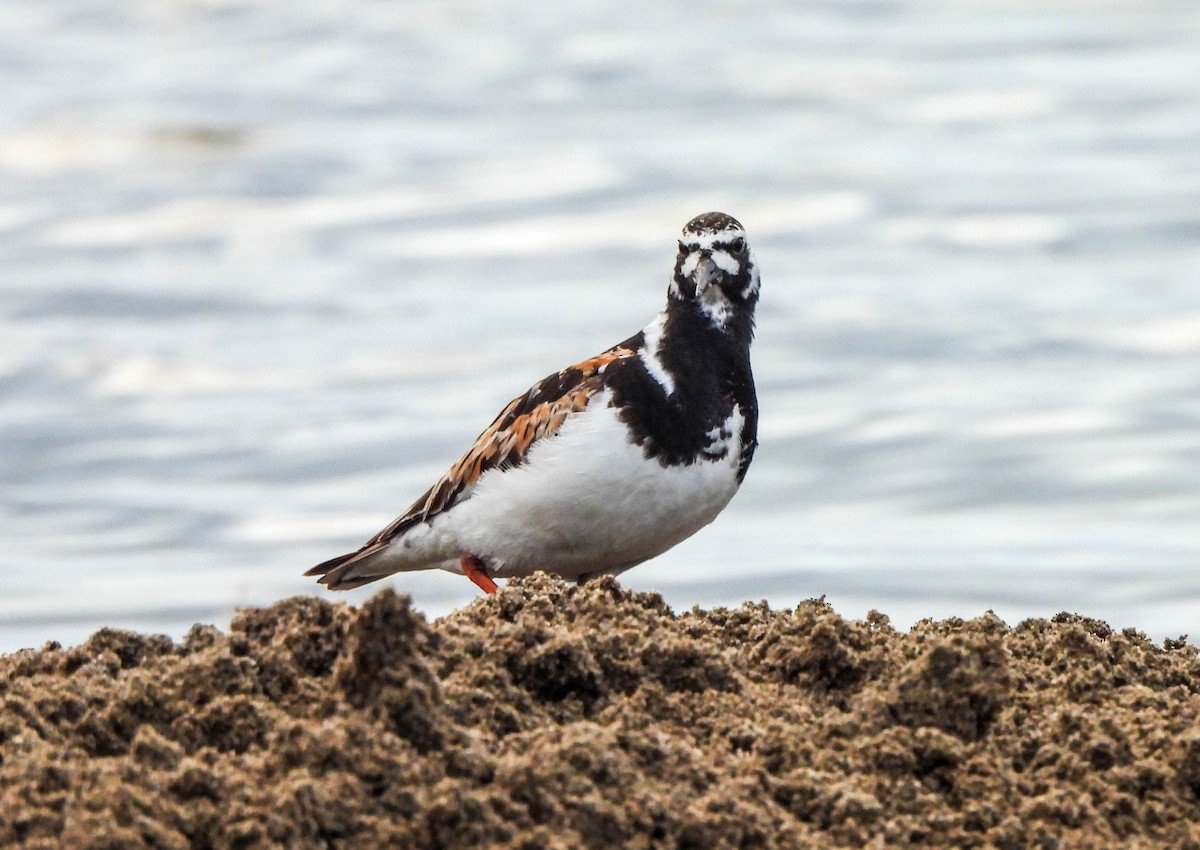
top-left (3, 574), bottom-right (1200, 849)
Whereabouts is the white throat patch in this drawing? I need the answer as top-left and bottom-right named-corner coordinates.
top-left (697, 285), bottom-right (734, 329)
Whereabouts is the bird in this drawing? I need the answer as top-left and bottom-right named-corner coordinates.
top-left (306, 211), bottom-right (760, 595)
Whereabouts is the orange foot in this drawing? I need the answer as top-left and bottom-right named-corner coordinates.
top-left (461, 553), bottom-right (499, 595)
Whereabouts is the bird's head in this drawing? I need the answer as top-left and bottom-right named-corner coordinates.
top-left (670, 212), bottom-right (760, 329)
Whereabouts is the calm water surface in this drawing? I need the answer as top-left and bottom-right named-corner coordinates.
top-left (2, 0), bottom-right (1199, 652)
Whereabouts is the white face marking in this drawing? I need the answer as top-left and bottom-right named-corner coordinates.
top-left (740, 262), bottom-right (761, 301)
top-left (639, 310), bottom-right (676, 395)
top-left (680, 227), bottom-right (745, 254)
top-left (679, 251), bottom-right (700, 279)
top-left (680, 249), bottom-right (742, 279)
top-left (710, 249), bottom-right (741, 276)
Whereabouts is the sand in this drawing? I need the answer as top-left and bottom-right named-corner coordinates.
top-left (3, 574), bottom-right (1200, 849)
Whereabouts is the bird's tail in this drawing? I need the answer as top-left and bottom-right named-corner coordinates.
top-left (304, 544), bottom-right (399, 590)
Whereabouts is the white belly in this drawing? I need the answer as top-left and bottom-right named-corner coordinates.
top-left (441, 395), bottom-right (745, 580)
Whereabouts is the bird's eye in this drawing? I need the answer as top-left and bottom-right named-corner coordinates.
top-left (730, 237), bottom-right (746, 254)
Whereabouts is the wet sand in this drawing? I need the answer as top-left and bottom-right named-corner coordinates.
top-left (3, 574), bottom-right (1200, 849)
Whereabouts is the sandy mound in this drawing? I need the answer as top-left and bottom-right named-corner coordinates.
top-left (3, 574), bottom-right (1200, 849)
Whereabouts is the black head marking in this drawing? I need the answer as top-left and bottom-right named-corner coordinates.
top-left (683, 212), bottom-right (744, 236)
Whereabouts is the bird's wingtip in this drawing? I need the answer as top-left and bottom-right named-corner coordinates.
top-left (304, 545), bottom-right (399, 591)
top-left (303, 551), bottom-right (356, 580)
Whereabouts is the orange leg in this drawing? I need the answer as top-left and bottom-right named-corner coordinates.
top-left (461, 553), bottom-right (499, 595)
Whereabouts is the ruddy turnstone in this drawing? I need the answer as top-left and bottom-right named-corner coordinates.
top-left (307, 211), bottom-right (760, 595)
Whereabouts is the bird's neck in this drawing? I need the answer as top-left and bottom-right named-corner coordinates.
top-left (641, 298), bottom-right (755, 399)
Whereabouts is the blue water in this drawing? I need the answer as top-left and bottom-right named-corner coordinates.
top-left (2, 0), bottom-right (1199, 653)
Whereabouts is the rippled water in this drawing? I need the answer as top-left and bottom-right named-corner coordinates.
top-left (2, 0), bottom-right (1199, 652)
